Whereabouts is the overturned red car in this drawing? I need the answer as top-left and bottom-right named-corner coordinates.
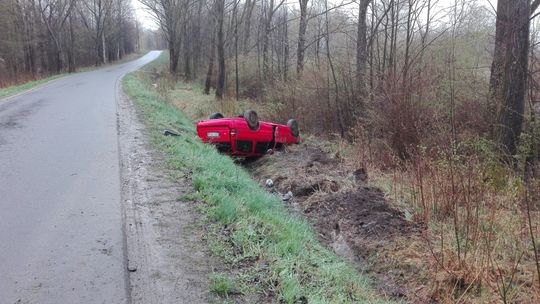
top-left (196, 110), bottom-right (300, 157)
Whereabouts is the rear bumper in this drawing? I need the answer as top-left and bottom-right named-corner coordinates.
top-left (196, 120), bottom-right (299, 157)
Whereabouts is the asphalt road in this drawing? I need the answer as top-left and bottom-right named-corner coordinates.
top-left (0, 51), bottom-right (161, 304)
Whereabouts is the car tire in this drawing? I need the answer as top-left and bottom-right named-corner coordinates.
top-left (287, 119), bottom-right (300, 138)
top-left (209, 112), bottom-right (224, 119)
top-left (243, 109), bottom-right (259, 130)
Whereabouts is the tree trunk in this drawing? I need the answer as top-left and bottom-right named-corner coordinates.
top-left (489, 0), bottom-right (509, 126)
top-left (296, 0), bottom-right (309, 78)
top-left (102, 33), bottom-right (107, 64)
top-left (283, 9), bottom-right (289, 81)
top-left (356, 0), bottom-right (371, 96)
top-left (68, 14), bottom-right (75, 73)
top-left (403, 0), bottom-right (413, 83)
top-left (262, 13), bottom-right (271, 80)
top-left (234, 0), bottom-right (239, 99)
top-left (183, 18), bottom-right (192, 80)
top-left (204, 33), bottom-right (215, 95)
top-left (215, 0), bottom-right (226, 99)
top-left (490, 0), bottom-right (531, 156)
top-left (169, 40), bottom-right (179, 74)
top-left (325, 0), bottom-right (345, 137)
top-left (243, 0), bottom-right (256, 55)
top-left (262, 0), bottom-right (280, 81)
top-left (204, 3), bottom-right (218, 95)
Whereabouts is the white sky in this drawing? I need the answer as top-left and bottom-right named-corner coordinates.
top-left (132, 0), bottom-right (158, 30)
top-left (131, 0), bottom-right (498, 30)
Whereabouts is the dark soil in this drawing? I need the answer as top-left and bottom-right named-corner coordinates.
top-left (245, 144), bottom-right (426, 301)
top-left (308, 186), bottom-right (416, 256)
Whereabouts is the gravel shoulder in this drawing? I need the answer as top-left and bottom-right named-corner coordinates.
top-left (117, 85), bottom-right (214, 304)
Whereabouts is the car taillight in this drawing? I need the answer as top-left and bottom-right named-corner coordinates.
top-left (230, 129), bottom-right (237, 136)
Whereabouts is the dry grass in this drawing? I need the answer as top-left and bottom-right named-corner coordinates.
top-left (155, 75), bottom-right (293, 127)
top-left (0, 74), bottom-right (65, 99)
top-left (349, 140), bottom-right (540, 303)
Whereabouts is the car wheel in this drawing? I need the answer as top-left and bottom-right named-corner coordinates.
top-left (287, 119), bottom-right (300, 138)
top-left (209, 112), bottom-right (224, 119)
top-left (244, 109), bottom-right (259, 130)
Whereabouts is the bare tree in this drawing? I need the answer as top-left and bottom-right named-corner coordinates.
top-left (204, 0), bottom-right (217, 95)
top-left (139, 0), bottom-right (183, 73)
top-left (356, 0), bottom-right (372, 96)
top-left (1, 0), bottom-right (139, 86)
top-left (79, 0), bottom-right (114, 65)
top-left (215, 0), bottom-right (225, 98)
top-left (38, 0), bottom-right (76, 72)
top-left (262, 0), bottom-right (286, 81)
top-left (296, 0), bottom-right (309, 77)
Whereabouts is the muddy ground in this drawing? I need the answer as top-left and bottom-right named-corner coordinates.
top-left (245, 145), bottom-right (430, 302)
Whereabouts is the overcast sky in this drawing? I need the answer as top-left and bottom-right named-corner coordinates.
top-left (132, 0), bottom-right (157, 29)
top-left (131, 0), bottom-right (497, 30)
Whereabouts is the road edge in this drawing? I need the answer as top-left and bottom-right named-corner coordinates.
top-left (116, 71), bottom-right (214, 304)
top-left (0, 76), bottom-right (66, 104)
top-left (115, 74), bottom-right (134, 304)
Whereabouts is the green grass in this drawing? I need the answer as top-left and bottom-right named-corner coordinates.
top-left (122, 52), bottom-right (391, 303)
top-left (209, 274), bottom-right (238, 297)
top-left (0, 74), bottom-right (65, 99)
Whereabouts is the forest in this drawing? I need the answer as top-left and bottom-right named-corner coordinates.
top-left (0, 0), bottom-right (164, 87)
top-left (136, 0), bottom-right (539, 164)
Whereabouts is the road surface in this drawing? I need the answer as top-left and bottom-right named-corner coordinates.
top-left (0, 51), bottom-right (161, 304)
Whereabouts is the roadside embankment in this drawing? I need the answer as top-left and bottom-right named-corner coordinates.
top-left (122, 52), bottom-right (391, 303)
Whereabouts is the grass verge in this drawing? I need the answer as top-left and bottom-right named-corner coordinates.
top-left (0, 74), bottom-right (65, 100)
top-left (122, 53), bottom-right (390, 303)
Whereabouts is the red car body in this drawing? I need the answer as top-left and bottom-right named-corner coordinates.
top-left (196, 117), bottom-right (300, 157)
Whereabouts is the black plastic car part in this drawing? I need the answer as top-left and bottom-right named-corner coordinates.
top-left (209, 112), bottom-right (224, 119)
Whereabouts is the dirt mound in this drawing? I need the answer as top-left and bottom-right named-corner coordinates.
top-left (307, 186), bottom-right (415, 253)
top-left (246, 145), bottom-right (352, 196)
top-left (246, 145), bottom-right (414, 242)
top-left (246, 144), bottom-right (424, 300)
